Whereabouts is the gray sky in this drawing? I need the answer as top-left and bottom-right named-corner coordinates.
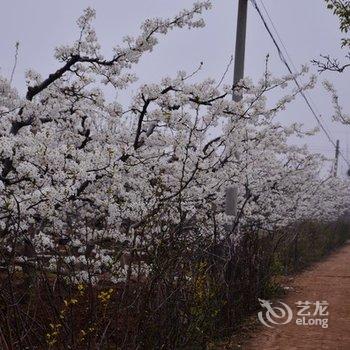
top-left (1, 0), bottom-right (349, 174)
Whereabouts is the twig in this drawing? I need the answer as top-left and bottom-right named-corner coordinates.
top-left (10, 42), bottom-right (19, 85)
top-left (216, 55), bottom-right (234, 89)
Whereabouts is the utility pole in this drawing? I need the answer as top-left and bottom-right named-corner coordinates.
top-left (225, 0), bottom-right (249, 222)
top-left (233, 0), bottom-right (248, 102)
top-left (333, 140), bottom-right (340, 177)
top-left (225, 186), bottom-right (238, 219)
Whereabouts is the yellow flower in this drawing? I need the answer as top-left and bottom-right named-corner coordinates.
top-left (77, 284), bottom-right (85, 295)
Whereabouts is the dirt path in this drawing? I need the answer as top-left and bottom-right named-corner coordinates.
top-left (243, 243), bottom-right (350, 350)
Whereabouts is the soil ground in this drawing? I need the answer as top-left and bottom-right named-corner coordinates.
top-left (240, 242), bottom-right (350, 350)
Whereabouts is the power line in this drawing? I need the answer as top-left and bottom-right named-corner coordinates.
top-left (253, 0), bottom-right (350, 168)
top-left (249, 0), bottom-right (350, 168)
top-left (258, 0), bottom-right (332, 133)
top-left (259, 0), bottom-right (297, 72)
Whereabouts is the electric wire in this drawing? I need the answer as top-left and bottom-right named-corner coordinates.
top-left (249, 0), bottom-right (350, 168)
top-left (258, 0), bottom-right (332, 132)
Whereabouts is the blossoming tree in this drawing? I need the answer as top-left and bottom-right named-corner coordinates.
top-left (0, 1), bottom-right (349, 287)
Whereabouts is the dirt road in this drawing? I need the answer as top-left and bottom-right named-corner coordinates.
top-left (243, 243), bottom-right (350, 350)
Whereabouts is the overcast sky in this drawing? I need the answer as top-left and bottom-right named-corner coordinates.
top-left (1, 0), bottom-right (350, 175)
